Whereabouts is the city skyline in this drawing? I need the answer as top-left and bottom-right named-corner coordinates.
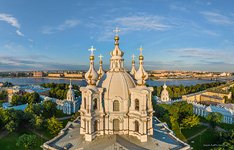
top-left (0, 0), bottom-right (234, 72)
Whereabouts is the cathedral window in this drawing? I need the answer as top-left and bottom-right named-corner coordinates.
top-left (94, 120), bottom-right (98, 132)
top-left (135, 120), bottom-right (139, 132)
top-left (93, 98), bottom-right (98, 110)
top-left (135, 99), bottom-right (139, 111)
top-left (113, 100), bottom-right (119, 111)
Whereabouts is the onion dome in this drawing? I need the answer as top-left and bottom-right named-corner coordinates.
top-left (85, 46), bottom-right (98, 86)
top-left (97, 54), bottom-right (105, 80)
top-left (130, 54), bottom-right (136, 76)
top-left (110, 36), bottom-right (124, 57)
top-left (135, 46), bottom-right (148, 86)
top-left (109, 27), bottom-right (125, 71)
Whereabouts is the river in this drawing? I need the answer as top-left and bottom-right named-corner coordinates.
top-left (0, 77), bottom-right (232, 87)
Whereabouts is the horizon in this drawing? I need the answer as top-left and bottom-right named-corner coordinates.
top-left (0, 0), bottom-right (234, 72)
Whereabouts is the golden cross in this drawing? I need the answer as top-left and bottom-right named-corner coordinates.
top-left (138, 46), bottom-right (143, 55)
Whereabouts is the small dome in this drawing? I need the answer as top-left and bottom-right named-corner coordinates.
top-left (67, 89), bottom-right (75, 101)
top-left (98, 71), bottom-right (136, 100)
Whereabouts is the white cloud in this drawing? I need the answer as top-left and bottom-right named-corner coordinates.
top-left (98, 15), bottom-right (171, 41)
top-left (113, 16), bottom-right (170, 31)
top-left (42, 19), bottom-right (80, 34)
top-left (0, 13), bottom-right (24, 36)
top-left (200, 11), bottom-right (233, 25)
top-left (16, 30), bottom-right (24, 36)
top-left (167, 47), bottom-right (234, 63)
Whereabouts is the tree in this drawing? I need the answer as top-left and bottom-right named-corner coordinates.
top-left (42, 101), bottom-right (57, 118)
top-left (206, 112), bottom-right (223, 128)
top-left (47, 116), bottom-right (63, 135)
top-left (11, 95), bottom-right (21, 105)
top-left (181, 115), bottom-right (200, 129)
top-left (30, 115), bottom-right (43, 129)
top-left (5, 120), bottom-right (18, 132)
top-left (0, 90), bottom-right (8, 100)
top-left (16, 134), bottom-right (37, 150)
top-left (27, 92), bottom-right (40, 104)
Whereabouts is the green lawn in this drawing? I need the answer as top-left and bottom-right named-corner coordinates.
top-left (0, 130), bottom-right (46, 150)
top-left (181, 125), bottom-right (208, 139)
top-left (188, 129), bottom-right (219, 150)
top-left (218, 123), bottom-right (234, 131)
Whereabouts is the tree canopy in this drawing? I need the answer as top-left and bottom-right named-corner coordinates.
top-left (152, 81), bottom-right (225, 100)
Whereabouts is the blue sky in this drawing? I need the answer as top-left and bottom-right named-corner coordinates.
top-left (0, 0), bottom-right (234, 72)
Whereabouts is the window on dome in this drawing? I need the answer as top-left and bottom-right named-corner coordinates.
top-left (93, 98), bottom-right (98, 110)
top-left (135, 120), bottom-right (139, 132)
top-left (113, 100), bottom-right (119, 111)
top-left (135, 99), bottom-right (139, 111)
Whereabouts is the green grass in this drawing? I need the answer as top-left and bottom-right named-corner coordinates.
top-left (181, 125), bottom-right (208, 139)
top-left (0, 130), bottom-right (46, 150)
top-left (218, 123), bottom-right (234, 131)
top-left (198, 116), bottom-right (209, 123)
top-left (188, 129), bottom-right (219, 150)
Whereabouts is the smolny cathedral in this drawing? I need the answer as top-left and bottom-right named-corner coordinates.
top-left (43, 28), bottom-right (190, 150)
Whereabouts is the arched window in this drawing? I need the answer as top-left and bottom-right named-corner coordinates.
top-left (135, 99), bottom-right (139, 111)
top-left (83, 97), bottom-right (86, 109)
top-left (93, 98), bottom-right (97, 110)
top-left (113, 119), bottom-right (120, 132)
top-left (113, 100), bottom-right (119, 111)
top-left (94, 120), bottom-right (98, 132)
top-left (135, 120), bottom-right (139, 132)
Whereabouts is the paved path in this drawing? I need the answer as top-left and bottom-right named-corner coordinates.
top-left (187, 128), bottom-right (208, 140)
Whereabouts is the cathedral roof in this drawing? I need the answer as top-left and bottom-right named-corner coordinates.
top-left (43, 119), bottom-right (190, 150)
top-left (98, 71), bottom-right (136, 100)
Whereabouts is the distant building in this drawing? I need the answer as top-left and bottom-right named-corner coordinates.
top-left (47, 73), bottom-right (62, 78)
top-left (56, 81), bottom-right (79, 114)
top-left (160, 83), bottom-right (171, 102)
top-left (182, 83), bottom-right (233, 105)
top-left (33, 71), bottom-right (44, 77)
top-left (63, 72), bottom-right (83, 78)
top-left (192, 102), bottom-right (234, 124)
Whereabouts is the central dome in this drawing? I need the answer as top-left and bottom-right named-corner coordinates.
top-left (98, 71), bottom-right (136, 100)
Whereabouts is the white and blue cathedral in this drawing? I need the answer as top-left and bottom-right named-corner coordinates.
top-left (56, 81), bottom-right (79, 114)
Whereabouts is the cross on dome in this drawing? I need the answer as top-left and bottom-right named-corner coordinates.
top-left (132, 54), bottom-right (135, 60)
top-left (98, 54), bottom-right (103, 60)
top-left (138, 46), bottom-right (143, 55)
top-left (88, 46), bottom-right (96, 56)
top-left (113, 27), bottom-right (120, 36)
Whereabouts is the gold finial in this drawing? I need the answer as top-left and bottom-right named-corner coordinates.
top-left (138, 46), bottom-right (144, 60)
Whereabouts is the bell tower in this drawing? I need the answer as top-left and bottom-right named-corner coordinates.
top-left (79, 46), bottom-right (105, 141)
